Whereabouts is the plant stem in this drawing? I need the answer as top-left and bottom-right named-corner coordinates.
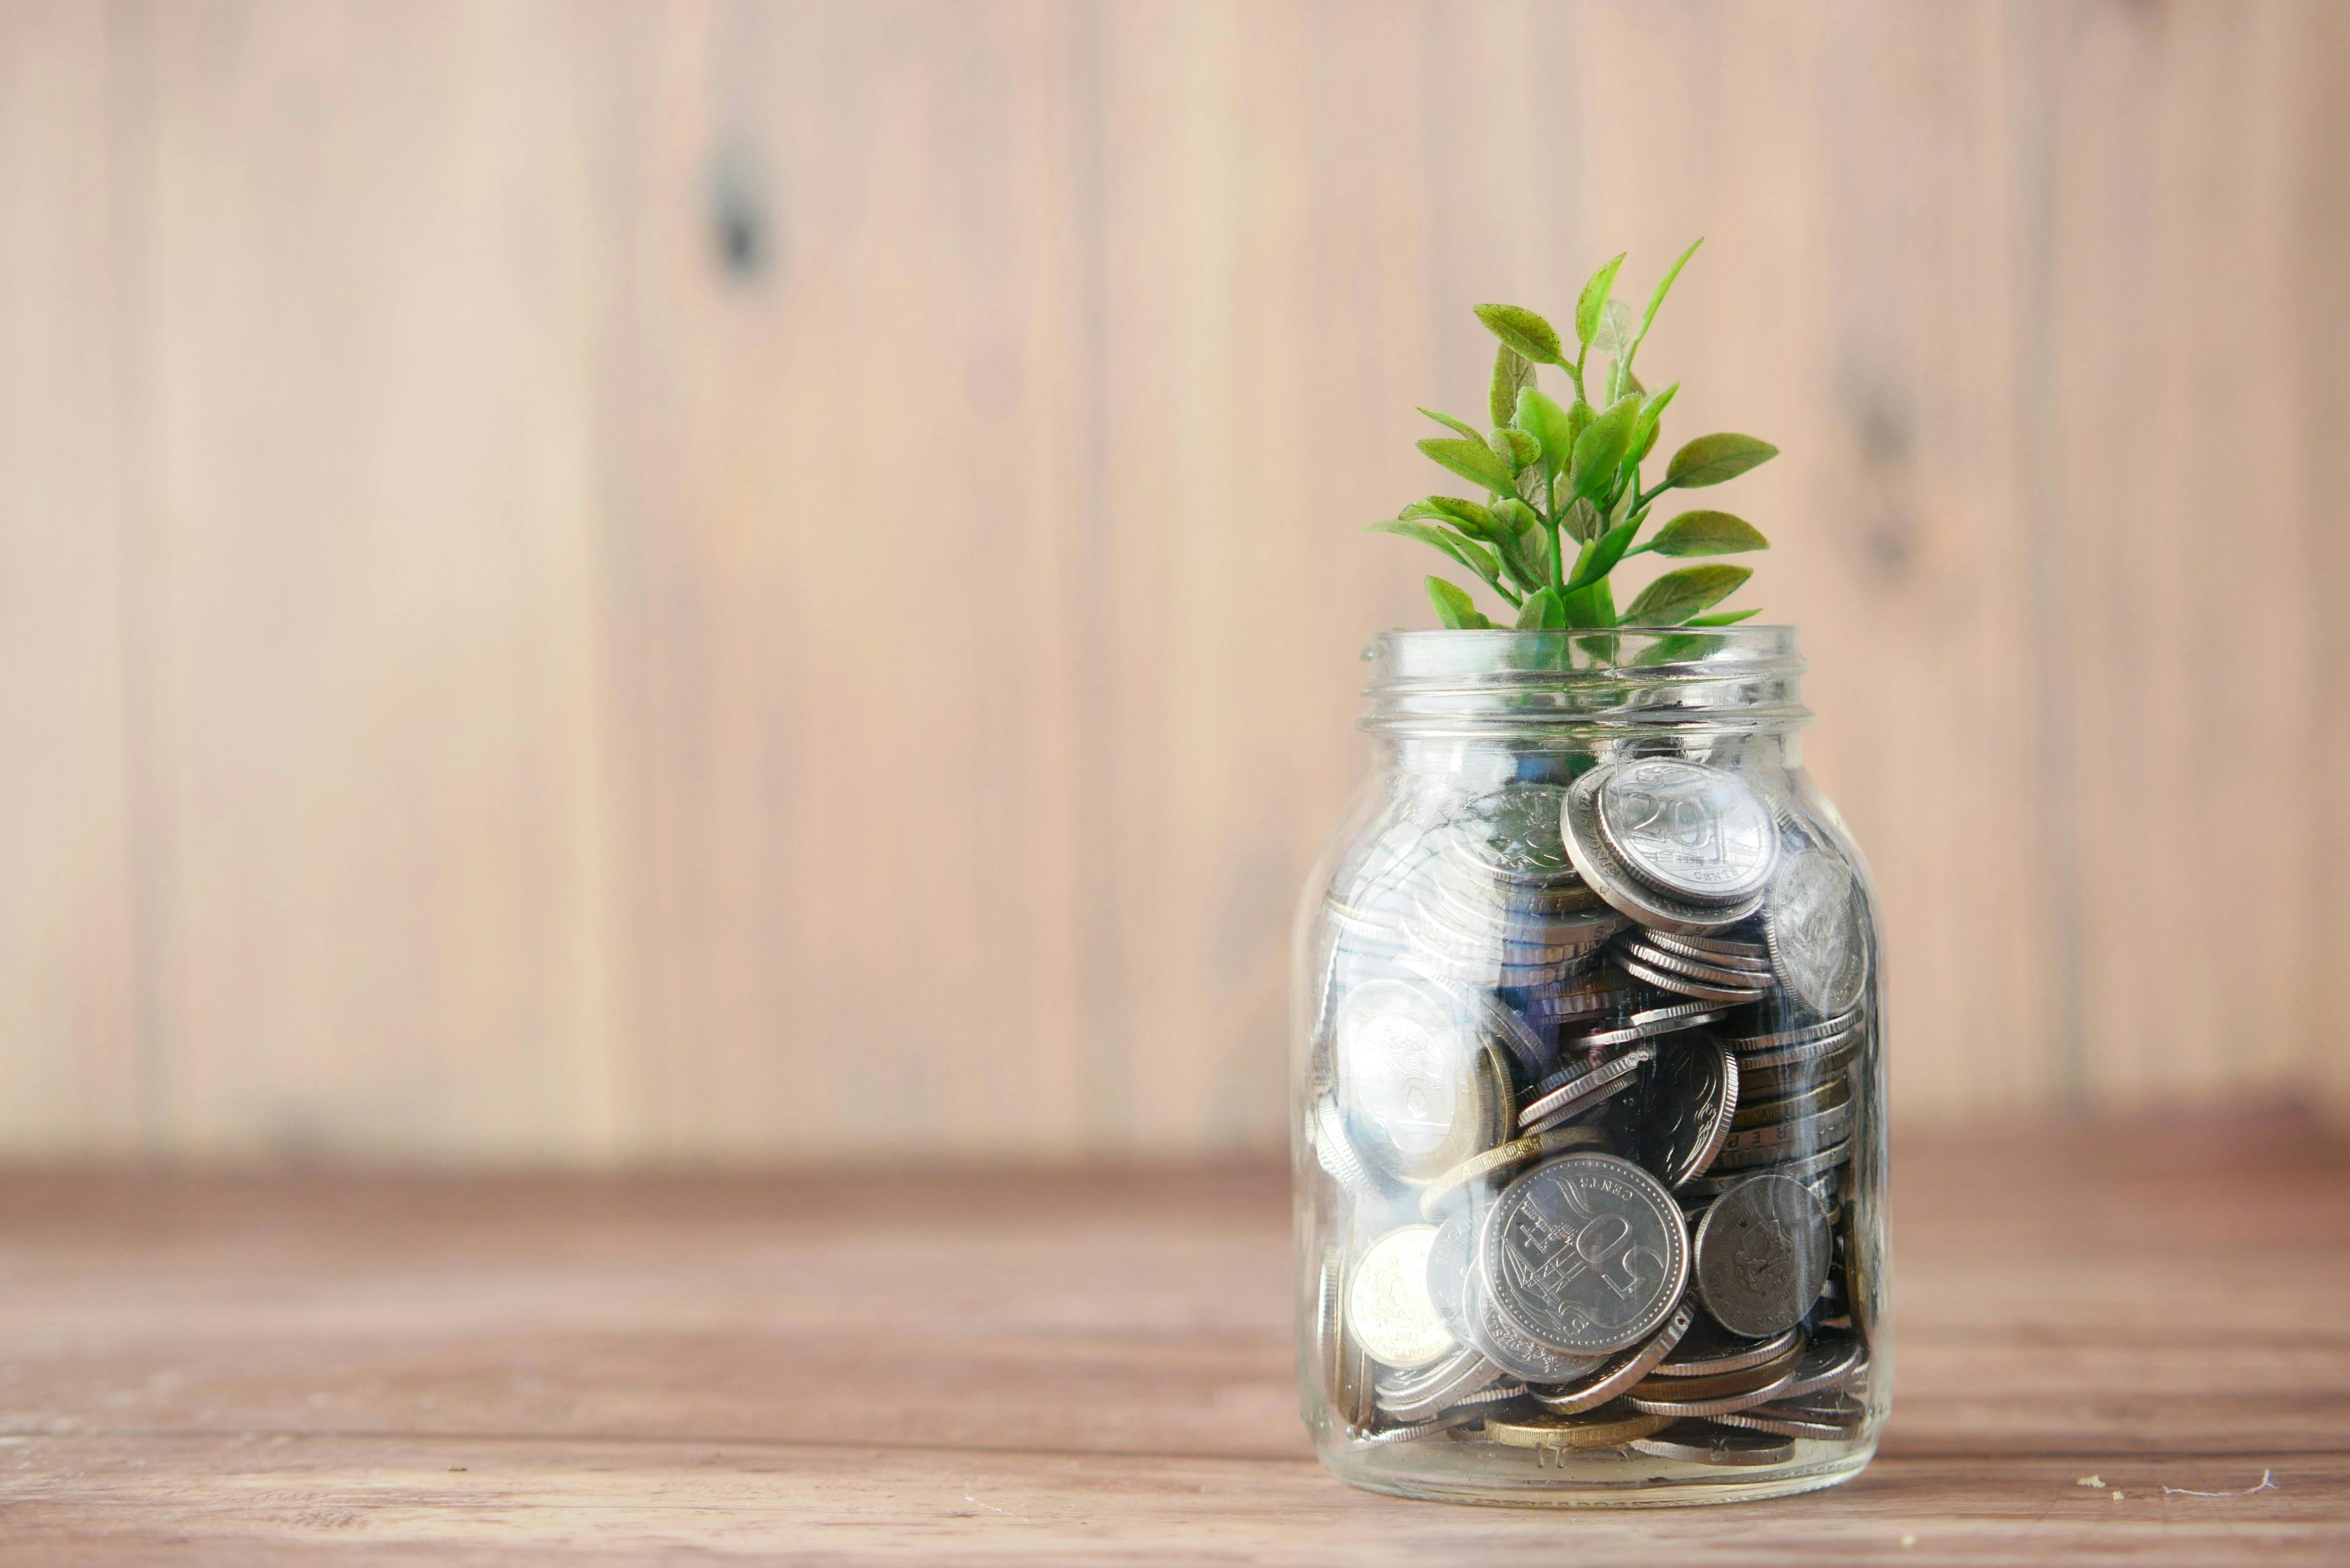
top-left (1546, 518), bottom-right (1565, 595)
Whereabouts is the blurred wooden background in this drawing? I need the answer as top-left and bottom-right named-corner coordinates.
top-left (2, 0), bottom-right (2345, 1165)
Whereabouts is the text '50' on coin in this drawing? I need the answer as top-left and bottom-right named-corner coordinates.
top-left (1346, 1226), bottom-right (1457, 1370)
top-left (1482, 1154), bottom-right (1689, 1355)
top-left (1763, 845), bottom-right (1870, 1019)
top-left (1334, 978), bottom-right (1504, 1182)
top-left (1597, 759), bottom-right (1780, 904)
top-left (1692, 1172), bottom-right (1832, 1339)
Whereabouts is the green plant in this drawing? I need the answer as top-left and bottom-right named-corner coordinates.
top-left (1370, 240), bottom-right (1777, 631)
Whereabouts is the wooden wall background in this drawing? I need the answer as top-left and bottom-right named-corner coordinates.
top-left (3, 0), bottom-right (2346, 1165)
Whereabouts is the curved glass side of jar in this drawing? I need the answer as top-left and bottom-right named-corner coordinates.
top-left (1292, 628), bottom-right (1889, 1507)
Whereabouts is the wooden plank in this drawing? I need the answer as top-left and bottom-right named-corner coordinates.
top-left (0, 1119), bottom-right (2344, 1560)
top-left (127, 1), bottom-right (640, 1160)
top-left (0, 1438), bottom-right (2340, 1566)
top-left (0, 2), bottom-right (144, 1154)
top-left (604, 0), bottom-right (1097, 1160)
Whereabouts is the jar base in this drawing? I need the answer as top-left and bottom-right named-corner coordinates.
top-left (1318, 1438), bottom-right (1878, 1509)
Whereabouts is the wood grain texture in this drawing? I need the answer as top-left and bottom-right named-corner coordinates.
top-left (0, 0), bottom-right (2345, 1162)
top-left (0, 1117), bottom-right (2343, 1561)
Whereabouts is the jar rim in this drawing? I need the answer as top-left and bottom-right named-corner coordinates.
top-left (1358, 625), bottom-right (1810, 737)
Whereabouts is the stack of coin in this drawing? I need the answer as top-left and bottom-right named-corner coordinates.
top-left (1308, 762), bottom-right (1877, 1466)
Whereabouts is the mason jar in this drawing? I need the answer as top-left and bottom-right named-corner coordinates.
top-left (1293, 627), bottom-right (1887, 1506)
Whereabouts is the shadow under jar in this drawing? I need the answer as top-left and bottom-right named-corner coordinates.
top-left (1294, 627), bottom-right (1887, 1507)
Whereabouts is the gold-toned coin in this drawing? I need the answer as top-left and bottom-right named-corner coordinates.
top-left (1482, 1405), bottom-right (1672, 1450)
top-left (1417, 1124), bottom-right (1611, 1220)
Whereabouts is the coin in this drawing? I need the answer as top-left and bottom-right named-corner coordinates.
top-left (1320, 1245), bottom-right (1375, 1430)
top-left (1625, 1350), bottom-right (1800, 1416)
top-left (1594, 759), bottom-right (1780, 904)
top-left (1529, 1301), bottom-right (1696, 1415)
top-left (1646, 929), bottom-right (1773, 971)
top-left (1692, 1173), bottom-right (1832, 1338)
top-left (1520, 1069), bottom-right (1643, 1135)
top-left (1732, 1074), bottom-right (1851, 1130)
top-left (1710, 1392), bottom-right (1866, 1441)
top-left (1482, 1406), bottom-right (1673, 1450)
top-left (1461, 1254), bottom-right (1611, 1383)
top-left (1735, 1032), bottom-right (1863, 1098)
top-left (1639, 1036), bottom-right (1740, 1188)
top-left (1420, 1124), bottom-right (1613, 1220)
top-left (1616, 950), bottom-right (1774, 1005)
top-left (1651, 1322), bottom-right (1802, 1378)
top-left (1679, 1138), bottom-right (1852, 1199)
top-left (1482, 1153), bottom-right (1690, 1355)
top-left (1631, 1421), bottom-right (1797, 1466)
top-left (1561, 769), bottom-right (1767, 934)
top-left (1572, 1001), bottom-right (1735, 1050)
top-left (1375, 1346), bottom-right (1507, 1422)
top-left (1348, 1225), bottom-right (1459, 1369)
top-left (1764, 846), bottom-right (1870, 1018)
top-left (1356, 1408), bottom-right (1485, 1445)
top-left (1618, 935), bottom-right (1777, 991)
top-left (1311, 1095), bottom-right (1380, 1197)
top-left (1710, 1100), bottom-right (1854, 1170)
top-left (1775, 1331), bottom-right (1866, 1401)
top-left (1725, 1008), bottom-right (1860, 1054)
top-left (1444, 784), bottom-right (1578, 883)
top-left (1422, 1208), bottom-right (1482, 1345)
top-left (1518, 974), bottom-right (1643, 1023)
top-left (1518, 1045), bottom-right (1656, 1130)
top-left (1334, 979), bottom-right (1509, 1182)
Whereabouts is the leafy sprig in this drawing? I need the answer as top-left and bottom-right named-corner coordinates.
top-left (1370, 240), bottom-right (1778, 630)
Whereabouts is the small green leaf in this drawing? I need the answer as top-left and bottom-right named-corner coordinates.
top-left (1687, 607), bottom-right (1760, 626)
top-left (1565, 517), bottom-right (1642, 592)
top-left (1630, 381), bottom-right (1680, 466)
top-left (1663, 433), bottom-right (1779, 489)
top-left (1490, 427), bottom-right (1541, 469)
top-left (1427, 575), bottom-right (1491, 629)
top-left (1414, 496), bottom-right (1496, 537)
top-left (1622, 564), bottom-right (1753, 625)
top-left (1514, 386), bottom-right (1576, 476)
top-left (1487, 498), bottom-right (1539, 536)
top-left (1516, 586), bottom-right (1566, 630)
top-left (1366, 517), bottom-right (1494, 575)
top-left (1562, 497), bottom-right (1605, 545)
top-left (1649, 510), bottom-right (1770, 556)
top-left (1473, 303), bottom-right (1565, 367)
top-left (1491, 524), bottom-right (1549, 595)
top-left (1591, 299), bottom-right (1638, 357)
top-left (1575, 253), bottom-right (1625, 348)
top-left (1419, 407), bottom-right (1485, 442)
top-left (1628, 237), bottom-right (1703, 367)
top-left (1419, 436), bottom-right (1515, 493)
top-left (1569, 394), bottom-right (1643, 502)
top-left (1489, 345), bottom-right (1537, 429)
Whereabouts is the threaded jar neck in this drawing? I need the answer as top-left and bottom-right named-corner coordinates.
top-left (1359, 627), bottom-right (1810, 742)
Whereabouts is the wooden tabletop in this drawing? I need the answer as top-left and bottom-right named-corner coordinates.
top-left (0, 1115), bottom-right (2343, 1564)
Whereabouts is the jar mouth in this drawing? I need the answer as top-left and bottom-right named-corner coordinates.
top-left (1359, 627), bottom-right (1810, 739)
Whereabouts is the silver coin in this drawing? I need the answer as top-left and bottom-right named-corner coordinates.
top-left (1482, 1153), bottom-right (1690, 1355)
top-left (1460, 1253), bottom-right (1611, 1383)
top-left (1311, 1095), bottom-right (1381, 1197)
top-left (1639, 1037), bottom-right (1740, 1187)
top-left (1647, 929), bottom-right (1772, 966)
top-left (1711, 1099), bottom-right (1854, 1169)
top-left (1679, 1138), bottom-right (1852, 1200)
top-left (1375, 1347), bottom-right (1505, 1421)
top-left (1571, 1001), bottom-right (1734, 1050)
top-left (1595, 759), bottom-right (1780, 904)
top-left (1615, 951), bottom-right (1774, 1005)
top-left (1518, 1045), bottom-right (1655, 1130)
top-left (1518, 976), bottom-right (1643, 1023)
top-left (1711, 1391), bottom-right (1867, 1440)
top-left (1632, 1421), bottom-right (1797, 1466)
top-left (1518, 1070), bottom-right (1642, 1135)
top-left (1528, 1300), bottom-right (1696, 1415)
top-left (1725, 1007), bottom-right (1860, 1055)
top-left (1423, 1208), bottom-right (1480, 1347)
top-left (1732, 1074), bottom-right (1852, 1130)
top-left (1355, 1408), bottom-right (1485, 1445)
top-left (1692, 1173), bottom-right (1832, 1338)
top-left (1561, 770), bottom-right (1767, 934)
top-left (1764, 846), bottom-right (1870, 1018)
top-left (1775, 1331), bottom-right (1867, 1401)
top-left (1626, 931), bottom-right (1767, 982)
top-left (1333, 979), bottom-right (1507, 1182)
top-left (1733, 1026), bottom-right (1862, 1083)
top-left (1348, 1225), bottom-right (1458, 1369)
top-left (1651, 1323), bottom-right (1801, 1378)
top-left (1442, 784), bottom-right (1580, 883)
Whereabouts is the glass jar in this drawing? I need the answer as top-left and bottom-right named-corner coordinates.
top-left (1293, 627), bottom-right (1887, 1506)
